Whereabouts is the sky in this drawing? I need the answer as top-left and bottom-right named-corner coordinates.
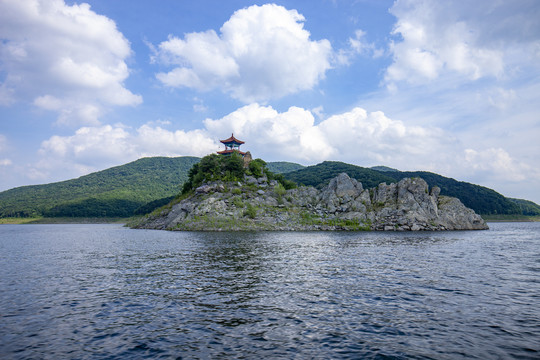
top-left (1, 0), bottom-right (539, 204)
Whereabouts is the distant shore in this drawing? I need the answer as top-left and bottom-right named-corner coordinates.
top-left (481, 215), bottom-right (540, 222)
top-left (1, 215), bottom-right (538, 225)
top-left (0, 217), bottom-right (128, 225)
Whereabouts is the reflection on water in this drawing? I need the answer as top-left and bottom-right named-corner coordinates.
top-left (0, 223), bottom-right (539, 359)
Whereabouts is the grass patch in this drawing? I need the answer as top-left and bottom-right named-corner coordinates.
top-left (0, 217), bottom-right (128, 224)
top-left (0, 217), bottom-right (43, 224)
top-left (243, 203), bottom-right (257, 219)
top-left (232, 196), bottom-right (244, 208)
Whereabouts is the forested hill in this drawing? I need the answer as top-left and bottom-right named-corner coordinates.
top-left (284, 161), bottom-right (397, 190)
top-left (1, 157), bottom-right (538, 218)
top-left (283, 161), bottom-right (537, 216)
top-left (0, 156), bottom-right (199, 218)
top-left (266, 161), bottom-right (305, 174)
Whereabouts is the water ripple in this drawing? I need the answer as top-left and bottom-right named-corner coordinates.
top-left (0, 223), bottom-right (539, 359)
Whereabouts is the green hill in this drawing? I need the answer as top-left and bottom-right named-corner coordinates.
top-left (0, 156), bottom-right (199, 218)
top-left (266, 161), bottom-right (305, 174)
top-left (284, 161), bottom-right (397, 189)
top-left (370, 165), bottom-right (400, 172)
top-left (508, 198), bottom-right (540, 216)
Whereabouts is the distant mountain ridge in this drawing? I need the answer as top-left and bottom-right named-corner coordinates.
top-left (0, 156), bottom-right (538, 218)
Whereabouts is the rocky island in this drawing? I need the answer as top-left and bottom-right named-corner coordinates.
top-left (132, 157), bottom-right (488, 231)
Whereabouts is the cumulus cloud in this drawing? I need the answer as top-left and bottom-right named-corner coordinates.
top-left (154, 4), bottom-right (332, 102)
top-left (34, 123), bottom-right (219, 179)
top-left (135, 125), bottom-right (218, 158)
top-left (39, 124), bottom-right (218, 169)
top-left (204, 104), bottom-right (335, 161)
top-left (33, 103), bottom-right (459, 176)
top-left (385, 0), bottom-right (540, 87)
top-left (0, 0), bottom-right (141, 125)
top-left (32, 102), bottom-right (539, 203)
top-left (35, 104), bottom-right (449, 179)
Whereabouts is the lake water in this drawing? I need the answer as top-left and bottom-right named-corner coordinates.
top-left (0, 223), bottom-right (538, 359)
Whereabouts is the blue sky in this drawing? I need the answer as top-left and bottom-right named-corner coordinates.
top-left (1, 0), bottom-right (539, 204)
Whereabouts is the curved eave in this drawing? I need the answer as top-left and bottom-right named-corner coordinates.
top-left (217, 149), bottom-right (246, 156)
top-left (220, 134), bottom-right (245, 145)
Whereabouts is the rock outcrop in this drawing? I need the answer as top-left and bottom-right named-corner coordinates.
top-left (132, 173), bottom-right (488, 231)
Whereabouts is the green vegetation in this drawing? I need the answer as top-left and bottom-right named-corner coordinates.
top-left (508, 198), bottom-right (540, 216)
top-left (274, 183), bottom-right (286, 196)
top-left (133, 196), bottom-right (175, 215)
top-left (298, 210), bottom-right (371, 230)
top-left (482, 214), bottom-right (540, 222)
top-left (284, 161), bottom-right (397, 189)
top-left (248, 158), bottom-right (267, 177)
top-left (182, 153), bottom-right (296, 195)
top-left (44, 198), bottom-right (141, 217)
top-left (266, 161), bottom-right (305, 174)
top-left (182, 153), bottom-right (245, 193)
top-left (232, 196), bottom-right (244, 208)
top-left (243, 203), bottom-right (257, 219)
top-left (370, 165), bottom-right (400, 172)
top-left (0, 217), bottom-right (43, 224)
top-left (0, 156), bottom-right (199, 218)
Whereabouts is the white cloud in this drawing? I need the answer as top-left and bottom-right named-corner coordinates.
top-left (35, 123), bottom-right (220, 180)
top-left (205, 103), bottom-right (336, 161)
top-left (154, 4), bottom-right (332, 102)
top-left (462, 148), bottom-right (533, 183)
top-left (316, 107), bottom-right (449, 166)
top-left (385, 0), bottom-right (540, 87)
top-left (29, 102), bottom-right (540, 203)
top-left (135, 125), bottom-right (218, 158)
top-left (336, 29), bottom-right (383, 65)
top-left (39, 125), bottom-right (135, 166)
top-left (203, 104), bottom-right (458, 169)
top-left (0, 0), bottom-right (141, 125)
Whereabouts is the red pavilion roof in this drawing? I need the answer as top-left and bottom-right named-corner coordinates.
top-left (220, 133), bottom-right (244, 145)
top-left (217, 149), bottom-right (246, 156)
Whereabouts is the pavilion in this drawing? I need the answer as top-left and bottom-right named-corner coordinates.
top-left (217, 134), bottom-right (246, 156)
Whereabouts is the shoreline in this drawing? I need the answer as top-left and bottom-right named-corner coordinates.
top-left (2, 215), bottom-right (539, 225)
top-left (0, 217), bottom-right (128, 225)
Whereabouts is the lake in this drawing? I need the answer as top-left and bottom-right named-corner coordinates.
top-left (0, 223), bottom-right (538, 359)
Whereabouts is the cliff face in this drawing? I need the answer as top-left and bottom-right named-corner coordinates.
top-left (133, 173), bottom-right (488, 231)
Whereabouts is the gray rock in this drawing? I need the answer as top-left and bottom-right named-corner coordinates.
top-left (133, 173), bottom-right (488, 232)
top-left (245, 176), bottom-right (258, 185)
top-left (320, 173), bottom-right (364, 209)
